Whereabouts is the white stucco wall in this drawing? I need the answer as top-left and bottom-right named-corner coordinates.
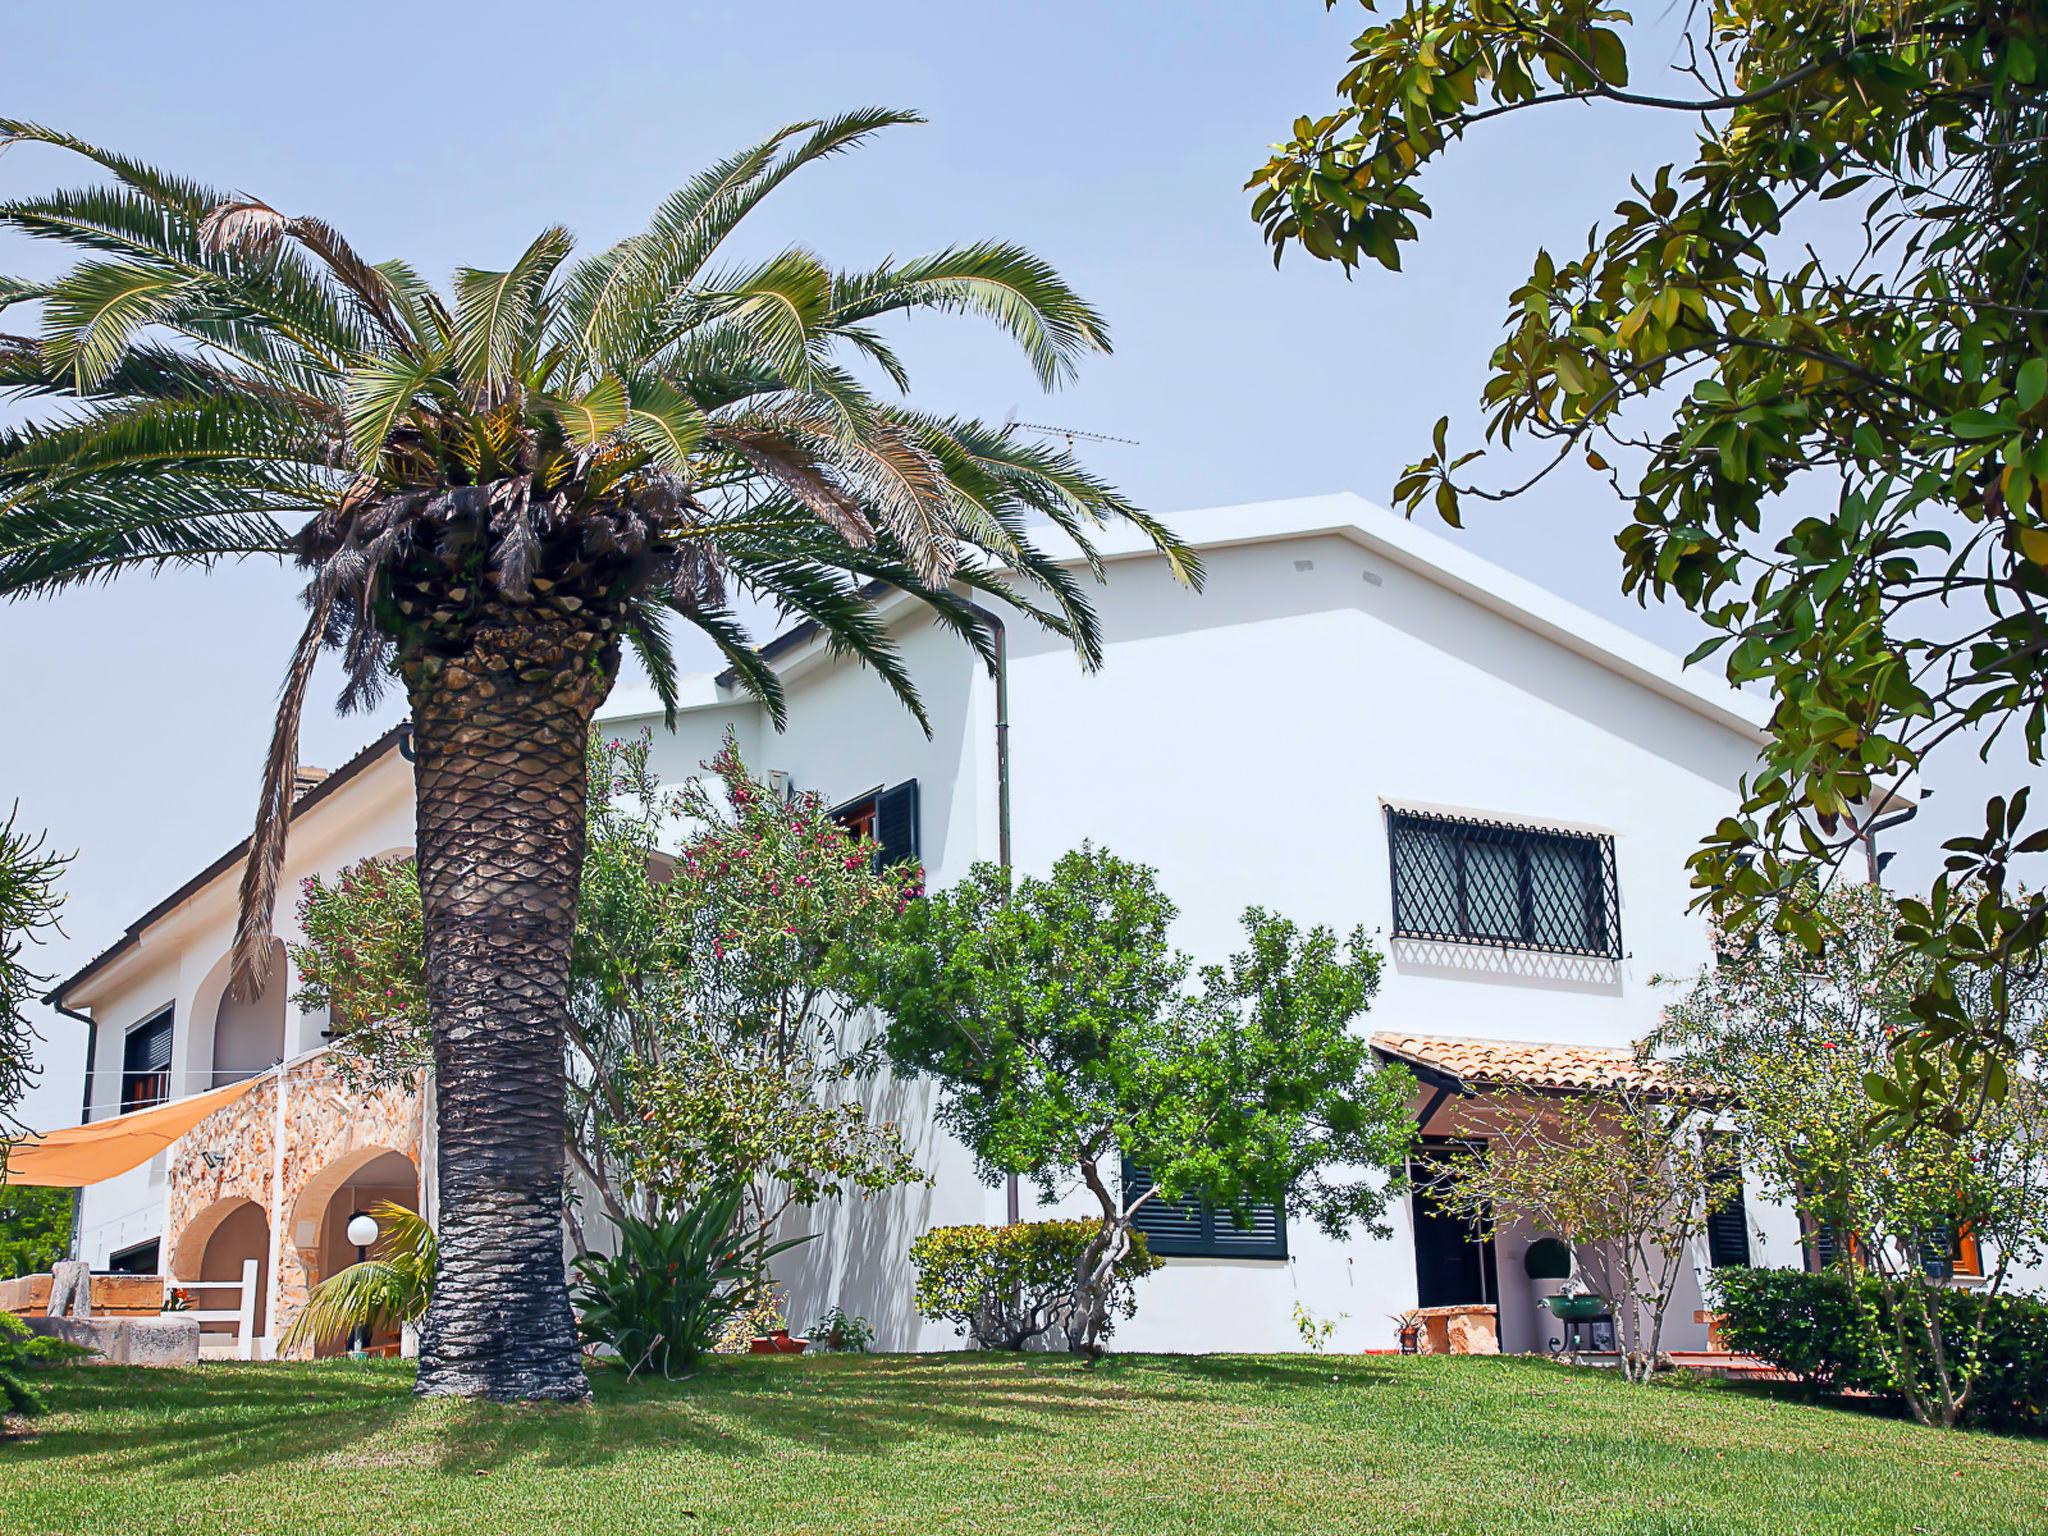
top-left (71, 751), bottom-right (415, 1271)
top-left (70, 493), bottom-right (1983, 1360)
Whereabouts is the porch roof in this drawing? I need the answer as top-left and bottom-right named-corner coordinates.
top-left (1369, 1031), bottom-right (1684, 1096)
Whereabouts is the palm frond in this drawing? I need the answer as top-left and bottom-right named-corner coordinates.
top-left (829, 242), bottom-right (1112, 389)
top-left (622, 376), bottom-right (708, 470)
top-left (453, 225), bottom-right (572, 394)
top-left (233, 578), bottom-right (334, 997)
top-left (343, 349), bottom-right (450, 470)
top-left (277, 1200), bottom-right (435, 1354)
top-left (619, 596), bottom-right (683, 727)
top-left (37, 260), bottom-right (189, 390)
top-left (676, 247), bottom-right (835, 385)
top-left (0, 118), bottom-right (224, 215)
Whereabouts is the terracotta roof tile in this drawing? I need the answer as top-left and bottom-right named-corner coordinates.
top-left (1370, 1031), bottom-right (1682, 1094)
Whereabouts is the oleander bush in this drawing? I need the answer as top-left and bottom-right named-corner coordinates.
top-left (909, 1220), bottom-right (1161, 1351)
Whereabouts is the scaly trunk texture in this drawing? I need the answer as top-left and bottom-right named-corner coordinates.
top-left (407, 604), bottom-right (614, 1402)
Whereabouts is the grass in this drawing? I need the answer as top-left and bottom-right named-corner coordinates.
top-left (3, 1352), bottom-right (2044, 1534)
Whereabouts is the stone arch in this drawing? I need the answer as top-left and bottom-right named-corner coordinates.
top-left (288, 1143), bottom-right (418, 1255)
top-left (189, 940), bottom-right (289, 1090)
top-left (286, 1144), bottom-right (419, 1357)
top-left (170, 1195), bottom-right (270, 1339)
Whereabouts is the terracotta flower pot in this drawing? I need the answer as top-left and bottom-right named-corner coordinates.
top-left (750, 1329), bottom-right (808, 1355)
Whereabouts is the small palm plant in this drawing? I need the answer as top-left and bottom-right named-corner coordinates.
top-left (278, 1201), bottom-right (436, 1358)
top-left (0, 112), bottom-right (1195, 1400)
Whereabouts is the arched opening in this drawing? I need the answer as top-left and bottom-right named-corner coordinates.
top-left (172, 1196), bottom-right (270, 1347)
top-left (190, 940), bottom-right (288, 1090)
top-left (290, 1146), bottom-right (420, 1357)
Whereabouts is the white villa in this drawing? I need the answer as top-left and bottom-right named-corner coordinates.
top-left (30, 491), bottom-right (1978, 1359)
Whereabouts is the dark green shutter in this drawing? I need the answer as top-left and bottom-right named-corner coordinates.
top-left (1123, 1162), bottom-right (1287, 1259)
top-left (874, 780), bottom-right (919, 869)
top-left (1704, 1167), bottom-right (1751, 1268)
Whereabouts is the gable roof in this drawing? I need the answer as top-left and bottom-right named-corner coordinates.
top-left (47, 724), bottom-right (410, 1010)
top-left (629, 493), bottom-right (1766, 739)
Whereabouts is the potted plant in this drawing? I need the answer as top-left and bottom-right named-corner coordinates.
top-left (1523, 1236), bottom-right (1572, 1354)
top-left (744, 1293), bottom-right (807, 1354)
top-left (809, 1306), bottom-right (873, 1353)
top-left (1390, 1309), bottom-right (1423, 1354)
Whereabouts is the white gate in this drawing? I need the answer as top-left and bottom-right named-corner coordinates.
top-left (163, 1258), bottom-right (260, 1360)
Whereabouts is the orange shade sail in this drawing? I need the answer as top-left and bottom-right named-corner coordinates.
top-left (1, 1075), bottom-right (261, 1187)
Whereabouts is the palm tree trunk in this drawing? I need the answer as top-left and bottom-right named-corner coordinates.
top-left (407, 605), bottom-right (614, 1402)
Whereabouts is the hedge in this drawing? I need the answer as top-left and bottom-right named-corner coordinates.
top-left (909, 1220), bottom-right (1161, 1350)
top-left (1712, 1266), bottom-right (2048, 1430)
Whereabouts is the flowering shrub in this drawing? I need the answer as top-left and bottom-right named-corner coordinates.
top-left (292, 857), bottom-right (427, 1088)
top-left (293, 728), bottom-right (927, 1274)
top-left (908, 1221), bottom-right (1161, 1351)
top-left (1654, 881), bottom-right (2048, 1426)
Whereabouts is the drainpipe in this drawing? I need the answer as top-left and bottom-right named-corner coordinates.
top-left (955, 597), bottom-right (1017, 1222)
top-left (1862, 796), bottom-right (1920, 888)
top-left (50, 998), bottom-right (97, 1264)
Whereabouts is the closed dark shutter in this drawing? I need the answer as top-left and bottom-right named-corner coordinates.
top-left (120, 1009), bottom-right (173, 1114)
top-left (1705, 1168), bottom-right (1751, 1268)
top-left (1807, 1220), bottom-right (1838, 1272)
top-left (1123, 1162), bottom-right (1287, 1260)
top-left (874, 779), bottom-right (919, 869)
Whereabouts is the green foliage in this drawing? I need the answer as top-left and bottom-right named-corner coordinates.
top-left (297, 731), bottom-right (929, 1258)
top-left (0, 1182), bottom-right (73, 1280)
top-left (908, 1220), bottom-right (1161, 1351)
top-left (1710, 1265), bottom-right (1872, 1394)
top-left (571, 1184), bottom-right (815, 1379)
top-left (291, 858), bottom-right (428, 1087)
top-left (277, 1201), bottom-right (436, 1356)
top-left (1713, 1266), bottom-right (2048, 1431)
top-left (1655, 880), bottom-right (2048, 1422)
top-left (0, 805), bottom-right (68, 1129)
top-left (807, 1304), bottom-right (874, 1353)
top-left (861, 845), bottom-right (1413, 1351)
top-left (1254, 2), bottom-right (2048, 1121)
top-left (0, 1309), bottom-right (90, 1417)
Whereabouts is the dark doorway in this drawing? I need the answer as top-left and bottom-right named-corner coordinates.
top-left (1410, 1139), bottom-right (1499, 1308)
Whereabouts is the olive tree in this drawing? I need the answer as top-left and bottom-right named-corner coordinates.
top-left (1652, 880), bottom-right (2048, 1425)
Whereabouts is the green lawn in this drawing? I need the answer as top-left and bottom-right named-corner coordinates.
top-left (3, 1353), bottom-right (2042, 1534)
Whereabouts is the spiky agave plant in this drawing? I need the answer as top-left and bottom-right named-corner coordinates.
top-left (0, 111), bottom-right (1197, 1400)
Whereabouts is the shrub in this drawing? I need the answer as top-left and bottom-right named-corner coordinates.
top-left (572, 1186), bottom-right (814, 1379)
top-left (909, 1220), bottom-right (1162, 1350)
top-left (0, 1310), bottom-right (91, 1417)
top-left (1711, 1267), bottom-right (1874, 1393)
top-left (1712, 1267), bottom-right (2048, 1429)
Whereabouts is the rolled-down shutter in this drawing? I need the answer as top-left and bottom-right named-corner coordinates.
top-left (874, 779), bottom-right (919, 869)
top-left (1123, 1162), bottom-right (1288, 1260)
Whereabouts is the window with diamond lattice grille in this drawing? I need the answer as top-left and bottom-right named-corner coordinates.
top-left (1385, 808), bottom-right (1622, 960)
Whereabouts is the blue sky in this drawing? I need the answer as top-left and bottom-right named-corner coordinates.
top-left (0, 3), bottom-right (2003, 1129)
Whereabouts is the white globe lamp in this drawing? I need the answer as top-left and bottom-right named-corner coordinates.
top-left (346, 1212), bottom-right (381, 1250)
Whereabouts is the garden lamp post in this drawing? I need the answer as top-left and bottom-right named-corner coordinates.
top-left (345, 1210), bottom-right (379, 1354)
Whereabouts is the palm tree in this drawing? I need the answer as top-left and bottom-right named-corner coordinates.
top-left (0, 112), bottom-right (1197, 1400)
top-left (278, 1201), bottom-right (436, 1358)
